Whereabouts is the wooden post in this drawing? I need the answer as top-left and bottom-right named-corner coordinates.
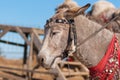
top-left (23, 33), bottom-right (29, 77)
top-left (27, 33), bottom-right (33, 80)
top-left (32, 29), bottom-right (42, 51)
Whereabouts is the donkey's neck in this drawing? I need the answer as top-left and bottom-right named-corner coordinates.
top-left (74, 15), bottom-right (113, 67)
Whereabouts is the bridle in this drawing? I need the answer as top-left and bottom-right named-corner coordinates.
top-left (45, 18), bottom-right (77, 67)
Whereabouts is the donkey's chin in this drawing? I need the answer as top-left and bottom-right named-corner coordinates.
top-left (43, 57), bottom-right (61, 69)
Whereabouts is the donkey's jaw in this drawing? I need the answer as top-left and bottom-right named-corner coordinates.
top-left (51, 57), bottom-right (61, 69)
top-left (43, 57), bottom-right (61, 69)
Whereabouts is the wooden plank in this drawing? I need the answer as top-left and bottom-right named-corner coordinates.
top-left (58, 61), bottom-right (84, 65)
top-left (0, 39), bottom-right (24, 47)
top-left (0, 27), bottom-right (11, 38)
top-left (0, 71), bottom-right (26, 80)
top-left (0, 24), bottom-right (44, 35)
top-left (15, 27), bottom-right (30, 45)
top-left (0, 65), bottom-right (54, 75)
top-left (32, 29), bottom-right (42, 51)
top-left (63, 72), bottom-right (89, 76)
top-left (59, 61), bottom-right (89, 73)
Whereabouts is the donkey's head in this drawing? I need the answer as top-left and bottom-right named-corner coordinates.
top-left (38, 1), bottom-right (90, 69)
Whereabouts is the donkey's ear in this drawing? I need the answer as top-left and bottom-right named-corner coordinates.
top-left (64, 3), bottom-right (90, 19)
top-left (76, 3), bottom-right (90, 16)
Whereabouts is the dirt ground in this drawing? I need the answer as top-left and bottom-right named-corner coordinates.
top-left (0, 57), bottom-right (54, 80)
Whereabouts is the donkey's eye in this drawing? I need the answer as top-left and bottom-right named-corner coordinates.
top-left (53, 32), bottom-right (57, 35)
top-left (51, 32), bottom-right (59, 38)
top-left (51, 30), bottom-right (61, 37)
top-left (52, 31), bottom-right (60, 35)
top-left (51, 30), bottom-right (60, 36)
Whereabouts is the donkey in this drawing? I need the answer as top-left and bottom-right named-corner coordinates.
top-left (38, 1), bottom-right (120, 79)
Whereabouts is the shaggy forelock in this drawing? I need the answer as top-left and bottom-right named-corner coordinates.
top-left (55, 0), bottom-right (79, 12)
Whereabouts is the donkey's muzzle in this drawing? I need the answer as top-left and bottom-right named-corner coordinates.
top-left (38, 54), bottom-right (46, 66)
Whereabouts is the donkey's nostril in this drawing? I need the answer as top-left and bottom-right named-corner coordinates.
top-left (41, 58), bottom-right (44, 63)
top-left (38, 55), bottom-right (46, 64)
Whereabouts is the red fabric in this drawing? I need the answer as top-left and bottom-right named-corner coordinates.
top-left (67, 58), bottom-right (73, 61)
top-left (67, 56), bottom-right (74, 62)
top-left (89, 34), bottom-right (120, 80)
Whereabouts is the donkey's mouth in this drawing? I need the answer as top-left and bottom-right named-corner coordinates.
top-left (38, 54), bottom-right (62, 69)
top-left (49, 56), bottom-right (61, 68)
top-left (42, 57), bottom-right (61, 69)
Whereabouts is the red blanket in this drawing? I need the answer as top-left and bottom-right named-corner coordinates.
top-left (89, 34), bottom-right (120, 80)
